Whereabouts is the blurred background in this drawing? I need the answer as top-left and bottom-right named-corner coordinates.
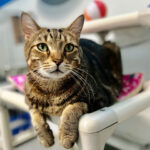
top-left (0, 0), bottom-right (150, 81)
top-left (1, 0), bottom-right (150, 150)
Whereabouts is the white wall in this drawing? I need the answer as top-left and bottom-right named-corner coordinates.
top-left (105, 0), bottom-right (149, 16)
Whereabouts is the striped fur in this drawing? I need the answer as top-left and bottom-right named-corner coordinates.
top-left (21, 12), bottom-right (122, 149)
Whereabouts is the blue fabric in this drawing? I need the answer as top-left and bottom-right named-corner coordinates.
top-left (10, 112), bottom-right (32, 136)
top-left (12, 122), bottom-right (32, 135)
top-left (0, 0), bottom-right (14, 8)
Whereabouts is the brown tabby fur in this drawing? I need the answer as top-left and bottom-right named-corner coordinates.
top-left (21, 12), bottom-right (122, 149)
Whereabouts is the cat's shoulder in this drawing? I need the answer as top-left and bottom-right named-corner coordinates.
top-left (79, 38), bottom-right (100, 48)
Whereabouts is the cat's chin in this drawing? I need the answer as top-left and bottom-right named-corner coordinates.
top-left (49, 71), bottom-right (67, 80)
top-left (39, 68), bottom-right (70, 80)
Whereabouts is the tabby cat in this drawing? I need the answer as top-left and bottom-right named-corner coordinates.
top-left (21, 12), bottom-right (122, 149)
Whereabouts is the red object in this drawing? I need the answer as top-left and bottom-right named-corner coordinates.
top-left (94, 0), bottom-right (107, 18)
top-left (84, 0), bottom-right (107, 21)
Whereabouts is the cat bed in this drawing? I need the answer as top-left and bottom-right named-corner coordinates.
top-left (7, 73), bottom-right (144, 101)
top-left (117, 73), bottom-right (144, 101)
top-left (7, 74), bottom-right (25, 93)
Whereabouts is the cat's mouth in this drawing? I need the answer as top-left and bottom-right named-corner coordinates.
top-left (51, 68), bottom-right (64, 74)
top-left (39, 67), bottom-right (68, 79)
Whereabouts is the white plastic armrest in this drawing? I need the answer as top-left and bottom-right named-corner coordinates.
top-left (78, 81), bottom-right (150, 150)
top-left (79, 81), bottom-right (150, 133)
top-left (82, 10), bottom-right (150, 33)
top-left (0, 85), bottom-right (28, 111)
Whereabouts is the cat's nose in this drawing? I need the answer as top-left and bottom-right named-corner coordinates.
top-left (53, 59), bottom-right (63, 66)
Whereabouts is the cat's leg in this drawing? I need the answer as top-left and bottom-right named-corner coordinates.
top-left (30, 108), bottom-right (54, 147)
top-left (59, 102), bottom-right (88, 149)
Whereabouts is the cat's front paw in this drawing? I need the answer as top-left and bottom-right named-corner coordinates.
top-left (38, 131), bottom-right (54, 147)
top-left (60, 137), bottom-right (74, 149)
top-left (36, 124), bottom-right (54, 147)
top-left (59, 128), bottom-right (78, 149)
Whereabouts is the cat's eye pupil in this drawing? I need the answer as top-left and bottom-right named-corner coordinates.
top-left (65, 43), bottom-right (74, 52)
top-left (37, 43), bottom-right (48, 51)
top-left (41, 44), bottom-right (44, 49)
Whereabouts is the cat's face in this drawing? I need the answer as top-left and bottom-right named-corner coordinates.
top-left (21, 12), bottom-right (84, 80)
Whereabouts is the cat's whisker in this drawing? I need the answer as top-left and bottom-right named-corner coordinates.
top-left (71, 70), bottom-right (94, 101)
top-left (70, 71), bottom-right (91, 101)
top-left (65, 66), bottom-right (72, 70)
top-left (28, 79), bottom-right (38, 94)
top-left (27, 68), bottom-right (40, 75)
top-left (27, 66), bottom-right (44, 76)
top-left (26, 66), bottom-right (48, 93)
top-left (70, 73), bottom-right (88, 98)
top-left (74, 67), bottom-right (97, 87)
top-left (42, 65), bottom-right (51, 68)
top-left (64, 64), bottom-right (72, 69)
top-left (27, 73), bottom-right (41, 93)
top-left (72, 70), bottom-right (95, 100)
top-left (71, 72), bottom-right (90, 97)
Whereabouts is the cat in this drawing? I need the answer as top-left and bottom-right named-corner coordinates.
top-left (21, 12), bottom-right (122, 149)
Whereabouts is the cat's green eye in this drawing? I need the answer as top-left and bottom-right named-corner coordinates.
top-left (37, 43), bottom-right (48, 52)
top-left (64, 43), bottom-right (74, 52)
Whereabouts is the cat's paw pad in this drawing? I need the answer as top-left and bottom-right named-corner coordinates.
top-left (38, 136), bottom-right (54, 147)
top-left (59, 130), bottom-right (77, 149)
top-left (60, 137), bottom-right (74, 149)
top-left (37, 129), bottom-right (54, 147)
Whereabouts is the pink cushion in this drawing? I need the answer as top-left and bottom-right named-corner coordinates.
top-left (7, 73), bottom-right (144, 101)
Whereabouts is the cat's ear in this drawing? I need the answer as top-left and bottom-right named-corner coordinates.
top-left (68, 15), bottom-right (84, 38)
top-left (21, 12), bottom-right (40, 41)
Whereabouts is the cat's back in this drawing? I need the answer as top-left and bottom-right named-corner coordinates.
top-left (79, 38), bottom-right (113, 85)
top-left (80, 39), bottom-right (103, 58)
top-left (79, 38), bottom-right (122, 87)
top-left (79, 39), bottom-right (106, 72)
top-left (79, 39), bottom-right (122, 110)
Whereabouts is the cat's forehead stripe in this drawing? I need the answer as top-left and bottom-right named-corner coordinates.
top-left (36, 28), bottom-right (75, 44)
top-left (44, 35), bottom-right (47, 41)
top-left (49, 33), bottom-right (53, 39)
top-left (38, 37), bottom-right (42, 41)
top-left (59, 33), bottom-right (62, 40)
top-left (64, 35), bottom-right (67, 42)
top-left (58, 41), bottom-right (63, 49)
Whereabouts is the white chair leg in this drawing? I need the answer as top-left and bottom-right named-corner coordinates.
top-left (78, 124), bottom-right (117, 150)
top-left (0, 104), bottom-right (13, 150)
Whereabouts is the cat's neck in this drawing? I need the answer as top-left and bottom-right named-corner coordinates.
top-left (26, 71), bottom-right (73, 93)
